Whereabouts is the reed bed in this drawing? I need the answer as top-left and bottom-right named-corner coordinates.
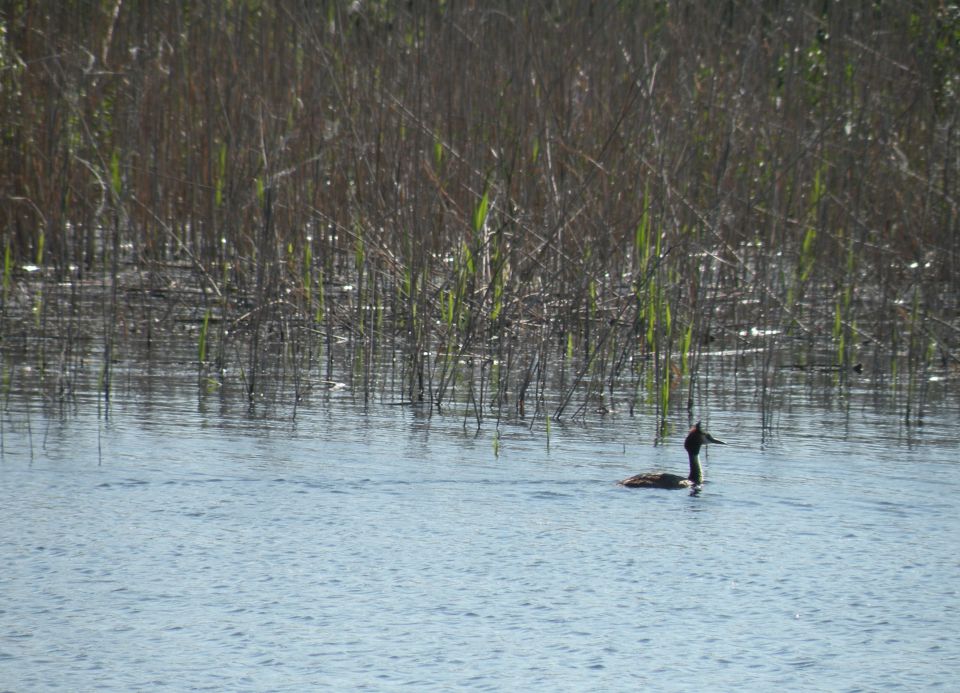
top-left (1, 2), bottom-right (957, 430)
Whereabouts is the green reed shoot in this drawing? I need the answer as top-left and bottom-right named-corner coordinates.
top-left (659, 362), bottom-right (671, 421)
top-left (303, 237), bottom-right (313, 308)
top-left (110, 149), bottom-right (122, 197)
top-left (198, 308), bottom-right (211, 363)
top-left (443, 288), bottom-right (454, 328)
top-left (35, 231), bottom-right (44, 268)
top-left (473, 190), bottom-right (489, 235)
top-left (489, 233), bottom-right (504, 322)
top-left (354, 226), bottom-right (365, 272)
top-left (645, 288), bottom-right (657, 349)
top-left (635, 184), bottom-right (652, 274)
top-left (215, 142), bottom-right (227, 207)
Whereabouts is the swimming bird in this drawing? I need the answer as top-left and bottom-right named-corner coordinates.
top-left (618, 422), bottom-right (726, 489)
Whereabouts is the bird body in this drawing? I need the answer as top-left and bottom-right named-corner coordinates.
top-left (619, 422), bottom-right (725, 489)
top-left (618, 471), bottom-right (696, 489)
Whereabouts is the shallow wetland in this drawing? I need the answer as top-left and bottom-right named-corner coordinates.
top-left (2, 2), bottom-right (960, 690)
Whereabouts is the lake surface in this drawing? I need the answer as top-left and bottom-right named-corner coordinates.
top-left (2, 369), bottom-right (959, 691)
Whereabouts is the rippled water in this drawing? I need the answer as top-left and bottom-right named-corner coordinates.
top-left (2, 381), bottom-right (959, 691)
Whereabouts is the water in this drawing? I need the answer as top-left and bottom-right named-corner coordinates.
top-left (2, 383), bottom-right (959, 691)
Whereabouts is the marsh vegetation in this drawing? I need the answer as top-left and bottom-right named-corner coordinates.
top-left (2, 2), bottom-right (958, 433)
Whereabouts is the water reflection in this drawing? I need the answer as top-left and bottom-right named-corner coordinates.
top-left (1, 351), bottom-right (959, 690)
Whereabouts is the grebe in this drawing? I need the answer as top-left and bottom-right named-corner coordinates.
top-left (618, 422), bottom-right (726, 489)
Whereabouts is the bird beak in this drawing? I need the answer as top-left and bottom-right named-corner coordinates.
top-left (705, 433), bottom-right (726, 445)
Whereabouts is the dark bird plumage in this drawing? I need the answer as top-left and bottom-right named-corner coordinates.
top-left (618, 422), bottom-right (726, 490)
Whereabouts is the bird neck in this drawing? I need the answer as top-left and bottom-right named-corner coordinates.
top-left (687, 451), bottom-right (703, 484)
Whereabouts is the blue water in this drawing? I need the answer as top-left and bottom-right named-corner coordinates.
top-left (2, 387), bottom-right (959, 691)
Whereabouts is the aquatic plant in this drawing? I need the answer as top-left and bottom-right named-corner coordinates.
top-left (0, 2), bottom-right (956, 431)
